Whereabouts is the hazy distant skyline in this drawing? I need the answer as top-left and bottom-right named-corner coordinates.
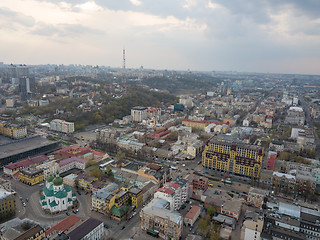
top-left (1, 0), bottom-right (320, 75)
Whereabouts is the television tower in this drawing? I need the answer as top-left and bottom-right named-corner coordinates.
top-left (122, 48), bottom-right (126, 83)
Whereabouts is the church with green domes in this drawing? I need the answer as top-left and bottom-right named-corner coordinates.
top-left (40, 174), bottom-right (76, 213)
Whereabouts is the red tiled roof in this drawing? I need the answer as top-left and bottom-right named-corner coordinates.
top-left (54, 146), bottom-right (91, 157)
top-left (185, 205), bottom-right (201, 219)
top-left (4, 155), bottom-right (48, 170)
top-left (90, 150), bottom-right (104, 156)
top-left (164, 182), bottom-right (180, 190)
top-left (157, 188), bottom-right (174, 195)
top-left (45, 215), bottom-right (81, 236)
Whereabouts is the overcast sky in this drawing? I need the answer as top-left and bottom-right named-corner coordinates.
top-left (1, 0), bottom-right (320, 75)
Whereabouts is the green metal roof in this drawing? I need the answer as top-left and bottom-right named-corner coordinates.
top-left (110, 205), bottom-right (129, 217)
top-left (65, 186), bottom-right (72, 192)
top-left (43, 187), bottom-right (54, 197)
top-left (55, 190), bottom-right (67, 199)
top-left (42, 201), bottom-right (47, 206)
top-left (49, 201), bottom-right (58, 207)
top-left (40, 196), bottom-right (45, 200)
top-left (68, 198), bottom-right (72, 202)
top-left (72, 193), bottom-right (76, 197)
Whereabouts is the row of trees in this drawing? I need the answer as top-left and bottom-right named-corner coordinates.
top-left (198, 205), bottom-right (220, 240)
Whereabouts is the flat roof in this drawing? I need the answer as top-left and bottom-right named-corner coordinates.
top-left (0, 135), bottom-right (58, 159)
top-left (185, 205), bottom-right (201, 220)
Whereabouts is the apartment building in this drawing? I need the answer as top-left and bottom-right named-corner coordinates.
top-left (154, 179), bottom-right (189, 211)
top-left (91, 183), bottom-right (119, 213)
top-left (19, 168), bottom-right (44, 186)
top-left (131, 106), bottom-right (147, 122)
top-left (0, 121), bottom-right (27, 139)
top-left (140, 198), bottom-right (183, 240)
top-left (0, 188), bottom-right (15, 220)
top-left (50, 119), bottom-right (74, 133)
top-left (192, 174), bottom-right (208, 191)
top-left (202, 137), bottom-right (264, 178)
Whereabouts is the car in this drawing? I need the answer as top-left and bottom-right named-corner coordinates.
top-left (218, 185), bottom-right (221, 188)
top-left (39, 183), bottom-right (44, 186)
top-left (121, 226), bottom-right (126, 230)
top-left (73, 209), bottom-right (79, 214)
top-left (205, 172), bottom-right (209, 174)
top-left (66, 212), bottom-right (70, 216)
top-left (104, 224), bottom-right (109, 229)
top-left (26, 198), bottom-right (29, 202)
top-left (23, 203), bottom-right (26, 207)
top-left (77, 191), bottom-right (81, 195)
top-left (186, 168), bottom-right (189, 170)
top-left (19, 197), bottom-right (23, 200)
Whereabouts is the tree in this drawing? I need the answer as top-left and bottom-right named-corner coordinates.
top-left (86, 160), bottom-right (97, 168)
top-left (106, 164), bottom-right (113, 177)
top-left (198, 219), bottom-right (209, 234)
top-left (278, 152), bottom-right (291, 161)
top-left (210, 227), bottom-right (220, 240)
top-left (90, 167), bottom-right (104, 179)
top-left (207, 205), bottom-right (216, 217)
top-left (116, 150), bottom-right (126, 160)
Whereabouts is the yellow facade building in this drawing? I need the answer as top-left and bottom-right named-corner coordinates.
top-left (202, 138), bottom-right (264, 178)
top-left (19, 169), bottom-right (44, 186)
top-left (0, 122), bottom-right (27, 139)
top-left (0, 189), bottom-right (15, 220)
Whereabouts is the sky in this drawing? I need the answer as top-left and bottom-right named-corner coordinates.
top-left (0, 0), bottom-right (320, 75)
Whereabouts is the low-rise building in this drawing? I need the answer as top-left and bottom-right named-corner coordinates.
top-left (63, 173), bottom-right (78, 187)
top-left (3, 155), bottom-right (49, 176)
top-left (36, 160), bottom-right (59, 179)
top-left (76, 173), bottom-right (97, 191)
top-left (67, 218), bottom-right (104, 240)
top-left (247, 187), bottom-right (267, 208)
top-left (15, 225), bottom-right (45, 240)
top-left (184, 205), bottom-right (201, 227)
top-left (19, 168), bottom-right (44, 186)
top-left (45, 215), bottom-right (81, 239)
top-left (58, 157), bottom-right (87, 173)
top-left (141, 198), bottom-right (183, 240)
top-left (221, 199), bottom-right (242, 221)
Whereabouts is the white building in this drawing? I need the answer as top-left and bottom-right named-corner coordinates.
top-left (36, 160), bottom-right (59, 179)
top-left (50, 119), bottom-right (74, 133)
top-left (40, 175), bottom-right (76, 213)
top-left (131, 106), bottom-right (147, 122)
top-left (154, 179), bottom-right (189, 211)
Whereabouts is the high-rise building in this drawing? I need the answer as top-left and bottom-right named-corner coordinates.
top-left (202, 137), bottom-right (264, 178)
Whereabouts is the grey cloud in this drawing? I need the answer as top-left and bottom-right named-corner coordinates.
top-left (0, 7), bottom-right (35, 27)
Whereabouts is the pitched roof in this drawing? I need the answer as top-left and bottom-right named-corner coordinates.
top-left (68, 218), bottom-right (103, 240)
top-left (46, 215), bottom-right (81, 236)
top-left (157, 188), bottom-right (174, 195)
top-left (185, 205), bottom-right (201, 220)
top-left (15, 225), bottom-right (44, 240)
top-left (4, 155), bottom-right (48, 170)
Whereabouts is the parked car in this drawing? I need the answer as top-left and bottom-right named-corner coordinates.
top-left (121, 226), bottom-right (126, 230)
top-left (66, 212), bottom-right (70, 216)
